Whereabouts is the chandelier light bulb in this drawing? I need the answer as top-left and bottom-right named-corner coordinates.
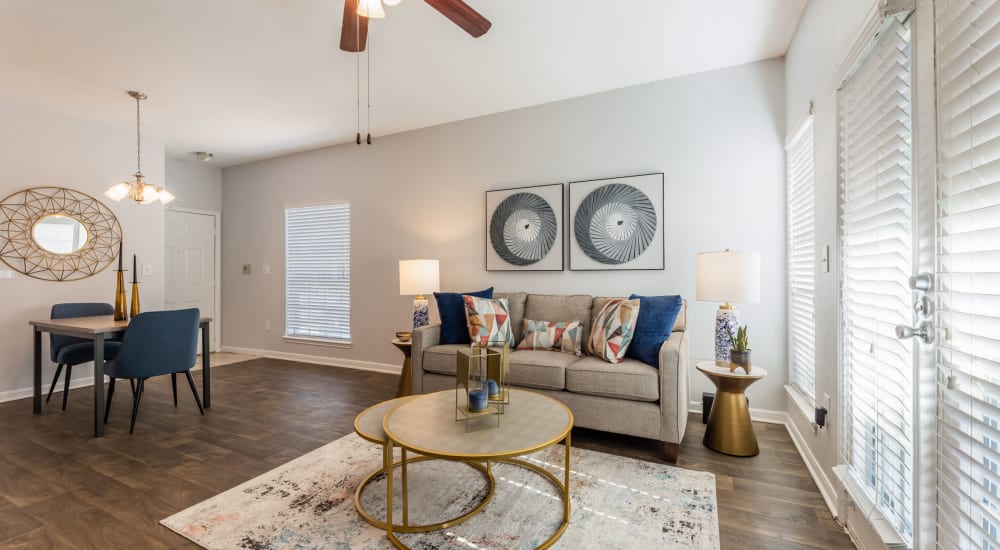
top-left (357, 0), bottom-right (386, 18)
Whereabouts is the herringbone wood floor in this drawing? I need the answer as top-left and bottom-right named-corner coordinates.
top-left (0, 358), bottom-right (853, 549)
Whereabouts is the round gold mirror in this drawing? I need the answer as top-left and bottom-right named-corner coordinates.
top-left (32, 214), bottom-right (90, 254)
top-left (0, 187), bottom-right (122, 281)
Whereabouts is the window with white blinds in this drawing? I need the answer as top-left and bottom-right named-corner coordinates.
top-left (284, 202), bottom-right (351, 343)
top-left (936, 2), bottom-right (1000, 548)
top-left (838, 17), bottom-right (914, 542)
top-left (787, 116), bottom-right (817, 401)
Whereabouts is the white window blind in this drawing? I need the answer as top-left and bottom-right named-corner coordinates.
top-left (787, 116), bottom-right (817, 401)
top-left (936, 2), bottom-right (1000, 549)
top-left (285, 202), bottom-right (351, 343)
top-left (839, 17), bottom-right (914, 542)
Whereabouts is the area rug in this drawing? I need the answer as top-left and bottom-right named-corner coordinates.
top-left (162, 433), bottom-right (719, 549)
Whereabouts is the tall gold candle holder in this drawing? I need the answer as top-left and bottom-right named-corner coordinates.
top-left (129, 254), bottom-right (141, 318)
top-left (113, 242), bottom-right (128, 321)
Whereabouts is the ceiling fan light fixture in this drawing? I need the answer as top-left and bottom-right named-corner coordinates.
top-left (357, 0), bottom-right (386, 18)
top-left (383, 0), bottom-right (402, 6)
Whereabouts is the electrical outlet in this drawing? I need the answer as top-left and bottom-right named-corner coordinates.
top-left (142, 263), bottom-right (153, 276)
top-left (243, 264), bottom-right (252, 275)
top-left (264, 320), bottom-right (271, 332)
top-left (262, 264), bottom-right (271, 276)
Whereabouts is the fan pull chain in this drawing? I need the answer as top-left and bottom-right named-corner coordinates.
top-left (366, 31), bottom-right (372, 145)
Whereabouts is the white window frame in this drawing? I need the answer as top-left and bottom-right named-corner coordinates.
top-left (283, 200), bottom-right (352, 347)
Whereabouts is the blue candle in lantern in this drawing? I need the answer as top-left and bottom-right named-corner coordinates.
top-left (487, 379), bottom-right (499, 398)
top-left (468, 389), bottom-right (488, 411)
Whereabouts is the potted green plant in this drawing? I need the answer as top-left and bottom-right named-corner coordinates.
top-left (729, 324), bottom-right (751, 371)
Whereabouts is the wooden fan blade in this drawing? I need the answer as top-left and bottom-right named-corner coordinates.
top-left (423, 0), bottom-right (491, 38)
top-left (340, 0), bottom-right (369, 52)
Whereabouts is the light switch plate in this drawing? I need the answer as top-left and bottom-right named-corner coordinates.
top-left (142, 263), bottom-right (153, 276)
top-left (0, 270), bottom-right (13, 279)
top-left (262, 264), bottom-right (271, 276)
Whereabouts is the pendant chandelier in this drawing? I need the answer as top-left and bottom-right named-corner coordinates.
top-left (105, 91), bottom-right (174, 205)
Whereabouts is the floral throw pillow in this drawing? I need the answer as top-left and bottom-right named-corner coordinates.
top-left (516, 319), bottom-right (584, 356)
top-left (463, 295), bottom-right (514, 348)
top-left (587, 298), bottom-right (641, 363)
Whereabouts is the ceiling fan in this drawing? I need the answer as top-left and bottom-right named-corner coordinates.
top-left (340, 0), bottom-right (491, 53)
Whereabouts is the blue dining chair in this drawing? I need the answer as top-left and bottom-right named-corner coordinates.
top-left (103, 308), bottom-right (202, 434)
top-left (48, 303), bottom-right (123, 411)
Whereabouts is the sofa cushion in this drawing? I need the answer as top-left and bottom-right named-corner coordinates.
top-left (434, 287), bottom-right (493, 345)
top-left (565, 356), bottom-right (660, 402)
top-left (626, 294), bottom-right (683, 367)
top-left (464, 296), bottom-right (514, 347)
top-left (588, 298), bottom-right (641, 363)
top-left (495, 292), bottom-right (527, 345)
top-left (516, 319), bottom-right (583, 356)
top-left (420, 346), bottom-right (571, 390)
top-left (525, 294), bottom-right (593, 344)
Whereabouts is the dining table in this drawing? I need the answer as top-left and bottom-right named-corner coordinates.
top-left (28, 314), bottom-right (213, 437)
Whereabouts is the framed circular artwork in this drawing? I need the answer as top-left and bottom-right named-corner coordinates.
top-left (0, 187), bottom-right (123, 281)
top-left (485, 183), bottom-right (564, 271)
top-left (569, 173), bottom-right (664, 271)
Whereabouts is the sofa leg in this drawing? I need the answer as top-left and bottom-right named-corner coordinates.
top-left (662, 442), bottom-right (679, 463)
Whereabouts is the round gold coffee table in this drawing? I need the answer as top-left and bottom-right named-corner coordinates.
top-left (353, 396), bottom-right (494, 532)
top-left (697, 361), bottom-right (768, 457)
top-left (382, 389), bottom-right (574, 550)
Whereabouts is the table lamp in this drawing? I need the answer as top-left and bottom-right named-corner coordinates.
top-left (399, 259), bottom-right (440, 329)
top-left (696, 250), bottom-right (760, 364)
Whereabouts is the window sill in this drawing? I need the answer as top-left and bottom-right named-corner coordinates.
top-left (282, 335), bottom-right (353, 349)
top-left (785, 384), bottom-right (817, 433)
top-left (832, 465), bottom-right (909, 549)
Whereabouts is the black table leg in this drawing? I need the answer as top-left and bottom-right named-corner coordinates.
top-left (201, 321), bottom-right (211, 408)
top-left (93, 334), bottom-right (105, 437)
top-left (33, 328), bottom-right (41, 414)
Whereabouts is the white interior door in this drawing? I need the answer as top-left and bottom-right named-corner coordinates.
top-left (165, 210), bottom-right (218, 352)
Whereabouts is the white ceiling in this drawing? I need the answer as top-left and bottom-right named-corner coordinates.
top-left (0, 0), bottom-right (806, 167)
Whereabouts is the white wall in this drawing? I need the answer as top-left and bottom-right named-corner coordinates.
top-left (0, 97), bottom-right (166, 398)
top-left (783, 0), bottom-right (876, 511)
top-left (222, 59), bottom-right (789, 411)
top-left (165, 158), bottom-right (222, 213)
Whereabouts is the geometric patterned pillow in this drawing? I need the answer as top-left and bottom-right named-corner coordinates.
top-left (516, 319), bottom-right (584, 356)
top-left (463, 295), bottom-right (514, 348)
top-left (587, 298), bottom-right (641, 363)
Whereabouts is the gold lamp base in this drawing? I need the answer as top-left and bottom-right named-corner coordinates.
top-left (702, 372), bottom-right (762, 457)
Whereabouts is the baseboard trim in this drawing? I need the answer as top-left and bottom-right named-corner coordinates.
top-left (688, 400), bottom-right (787, 425)
top-left (786, 410), bottom-right (839, 519)
top-left (220, 346), bottom-right (401, 375)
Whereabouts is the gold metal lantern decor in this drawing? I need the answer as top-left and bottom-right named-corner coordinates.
top-left (455, 344), bottom-right (510, 432)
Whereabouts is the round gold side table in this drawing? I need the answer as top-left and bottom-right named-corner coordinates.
top-left (391, 338), bottom-right (412, 398)
top-left (696, 361), bottom-right (768, 457)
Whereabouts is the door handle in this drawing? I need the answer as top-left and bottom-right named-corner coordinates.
top-left (895, 320), bottom-right (935, 344)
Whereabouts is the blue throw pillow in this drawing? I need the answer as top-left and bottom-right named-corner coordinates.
top-left (626, 294), bottom-right (683, 367)
top-left (434, 287), bottom-right (494, 345)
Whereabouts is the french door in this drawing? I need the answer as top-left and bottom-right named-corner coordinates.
top-left (839, 3), bottom-right (1000, 548)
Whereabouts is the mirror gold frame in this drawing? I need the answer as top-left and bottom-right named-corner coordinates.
top-left (0, 187), bottom-right (123, 281)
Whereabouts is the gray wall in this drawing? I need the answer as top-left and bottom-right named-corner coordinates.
top-left (221, 59), bottom-right (789, 411)
top-left (783, 0), bottom-right (875, 506)
top-left (166, 158), bottom-right (222, 213)
top-left (0, 97), bottom-right (166, 399)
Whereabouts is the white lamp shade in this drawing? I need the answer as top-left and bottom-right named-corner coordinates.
top-left (399, 259), bottom-right (440, 296)
top-left (696, 250), bottom-right (760, 304)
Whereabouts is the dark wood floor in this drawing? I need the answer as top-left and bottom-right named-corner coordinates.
top-left (0, 358), bottom-right (853, 549)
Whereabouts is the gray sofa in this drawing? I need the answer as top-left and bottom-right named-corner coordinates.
top-left (411, 292), bottom-right (689, 461)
